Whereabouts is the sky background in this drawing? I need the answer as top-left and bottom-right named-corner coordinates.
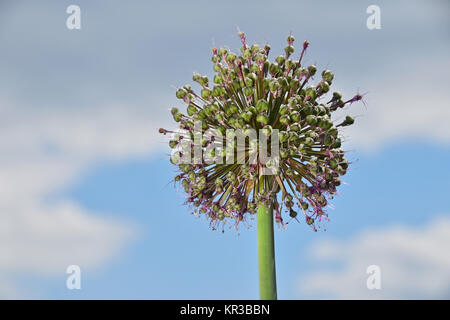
top-left (1, 0), bottom-right (449, 299)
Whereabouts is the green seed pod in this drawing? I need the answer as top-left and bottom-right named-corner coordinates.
top-left (306, 115), bottom-right (317, 126)
top-left (250, 44), bottom-right (260, 54)
top-left (289, 209), bottom-right (298, 218)
top-left (345, 115), bottom-right (354, 125)
top-left (169, 140), bottom-right (178, 149)
top-left (332, 91), bottom-right (342, 100)
top-left (269, 80), bottom-right (280, 92)
top-left (284, 45), bottom-right (294, 55)
top-left (201, 88), bottom-right (211, 99)
top-left (269, 63), bottom-right (280, 75)
top-left (226, 52), bottom-right (237, 62)
top-left (329, 159), bottom-right (338, 169)
top-left (245, 77), bottom-right (254, 87)
top-left (243, 49), bottom-right (252, 58)
top-left (320, 81), bottom-right (330, 93)
top-left (279, 115), bottom-right (290, 125)
top-left (256, 99), bottom-right (269, 112)
top-left (241, 111), bottom-right (253, 123)
top-left (243, 86), bottom-right (255, 96)
top-left (170, 152), bottom-right (182, 165)
top-left (279, 104), bottom-right (289, 115)
top-left (226, 104), bottom-right (239, 116)
top-left (304, 137), bottom-right (314, 146)
top-left (279, 131), bottom-right (289, 143)
top-left (333, 138), bottom-right (341, 148)
top-left (187, 104), bottom-right (197, 116)
top-left (261, 125), bottom-right (272, 136)
top-left (173, 112), bottom-right (182, 122)
top-left (218, 48), bottom-right (227, 56)
top-left (176, 89), bottom-right (187, 99)
top-left (322, 69), bottom-right (334, 83)
top-left (290, 111), bottom-right (300, 122)
top-left (275, 55), bottom-right (285, 65)
top-left (214, 74), bottom-right (224, 84)
top-left (249, 64), bottom-right (259, 73)
top-left (307, 65), bottom-right (317, 76)
top-left (256, 114), bottom-right (269, 125)
top-left (305, 87), bottom-right (316, 99)
top-left (290, 123), bottom-right (300, 132)
top-left (192, 73), bottom-right (201, 82)
top-left (215, 112), bottom-right (224, 122)
top-left (287, 60), bottom-right (298, 70)
top-left (324, 135), bottom-right (334, 146)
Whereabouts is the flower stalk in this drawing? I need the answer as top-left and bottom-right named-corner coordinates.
top-left (257, 185), bottom-right (277, 299)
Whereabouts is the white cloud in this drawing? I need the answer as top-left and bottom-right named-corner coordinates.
top-left (0, 100), bottom-right (170, 298)
top-left (298, 215), bottom-right (450, 299)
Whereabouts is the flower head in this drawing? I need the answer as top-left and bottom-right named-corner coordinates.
top-left (160, 32), bottom-right (360, 231)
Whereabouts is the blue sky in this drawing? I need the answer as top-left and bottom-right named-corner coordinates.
top-left (1, 0), bottom-right (449, 299)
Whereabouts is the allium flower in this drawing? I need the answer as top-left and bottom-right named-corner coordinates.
top-left (159, 31), bottom-right (361, 299)
top-left (160, 31), bottom-right (359, 231)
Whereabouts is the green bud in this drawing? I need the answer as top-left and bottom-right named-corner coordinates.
top-left (169, 140), bottom-right (178, 149)
top-left (333, 138), bottom-right (341, 148)
top-left (320, 81), bottom-right (330, 93)
top-left (307, 65), bottom-right (317, 76)
top-left (176, 89), bottom-right (187, 99)
top-left (256, 114), bottom-right (269, 125)
top-left (245, 77), bottom-right (254, 87)
top-left (284, 45), bottom-right (294, 55)
top-left (279, 132), bottom-right (289, 142)
top-left (285, 59), bottom-right (296, 69)
top-left (332, 91), bottom-right (342, 100)
top-left (306, 115), bottom-right (317, 126)
top-left (269, 63), bottom-right (280, 75)
top-left (269, 80), bottom-right (280, 92)
top-left (345, 115), bottom-right (354, 125)
top-left (243, 86), bottom-right (254, 96)
top-left (173, 112), bottom-right (182, 122)
top-left (261, 125), bottom-right (272, 136)
top-left (324, 135), bottom-right (334, 146)
top-left (241, 111), bottom-right (253, 123)
top-left (290, 111), bottom-right (300, 122)
top-left (305, 87), bottom-right (316, 99)
top-left (275, 55), bottom-right (285, 65)
top-left (201, 88), bottom-right (211, 99)
top-left (305, 137), bottom-right (314, 146)
top-left (187, 105), bottom-right (197, 116)
top-left (322, 69), bottom-right (334, 82)
top-left (226, 104), bottom-right (239, 116)
top-left (290, 123), bottom-right (300, 132)
top-left (256, 99), bottom-right (269, 112)
top-left (226, 53), bottom-right (236, 62)
top-left (279, 115), bottom-right (290, 125)
top-left (214, 74), bottom-right (223, 84)
top-left (289, 209), bottom-right (297, 218)
top-left (279, 104), bottom-right (289, 115)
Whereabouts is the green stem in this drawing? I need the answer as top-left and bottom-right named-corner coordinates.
top-left (257, 200), bottom-right (277, 300)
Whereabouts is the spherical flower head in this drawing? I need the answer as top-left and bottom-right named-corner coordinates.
top-left (160, 31), bottom-right (360, 232)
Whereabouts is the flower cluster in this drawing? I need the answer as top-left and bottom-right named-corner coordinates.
top-left (159, 32), bottom-right (361, 231)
